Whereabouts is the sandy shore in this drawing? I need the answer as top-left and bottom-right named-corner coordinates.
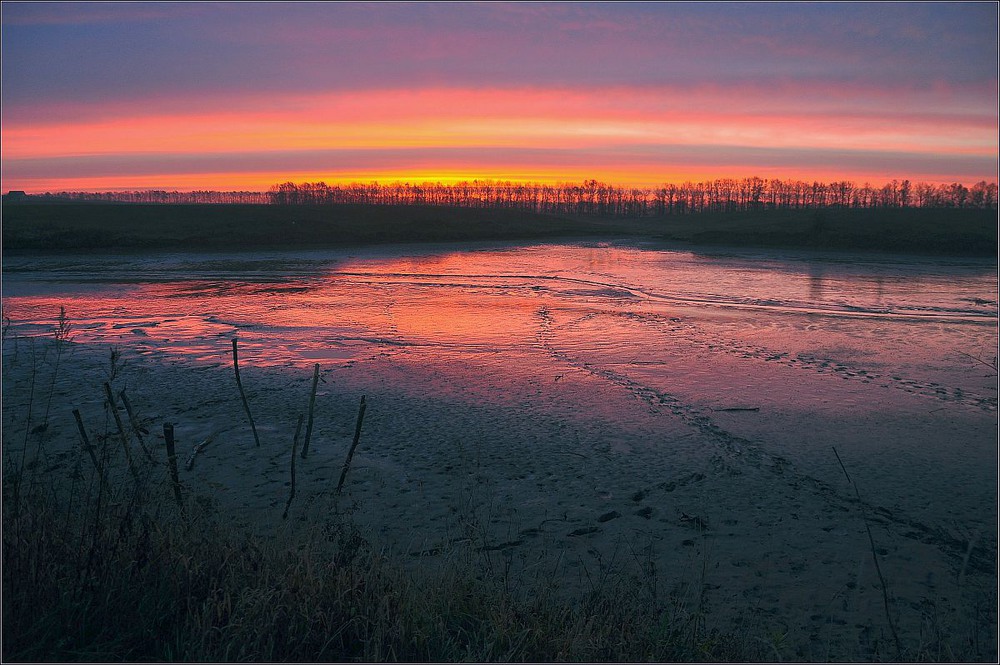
top-left (3, 329), bottom-right (996, 660)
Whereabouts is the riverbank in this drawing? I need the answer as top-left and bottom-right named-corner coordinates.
top-left (3, 203), bottom-right (996, 256)
top-left (3, 308), bottom-right (996, 660)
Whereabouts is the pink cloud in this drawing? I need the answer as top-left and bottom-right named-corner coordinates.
top-left (4, 84), bottom-right (993, 166)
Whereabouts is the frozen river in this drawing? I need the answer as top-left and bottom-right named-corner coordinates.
top-left (3, 240), bottom-right (996, 372)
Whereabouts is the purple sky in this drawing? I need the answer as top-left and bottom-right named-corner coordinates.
top-left (2, 2), bottom-right (996, 192)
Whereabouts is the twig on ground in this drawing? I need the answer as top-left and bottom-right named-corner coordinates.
top-left (956, 350), bottom-right (999, 374)
top-left (185, 436), bottom-right (214, 471)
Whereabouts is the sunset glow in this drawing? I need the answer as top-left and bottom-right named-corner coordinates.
top-left (2, 2), bottom-right (997, 193)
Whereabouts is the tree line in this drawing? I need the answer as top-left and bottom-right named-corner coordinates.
top-left (265, 177), bottom-right (999, 213)
top-left (21, 176), bottom-right (999, 214)
top-left (14, 189), bottom-right (272, 205)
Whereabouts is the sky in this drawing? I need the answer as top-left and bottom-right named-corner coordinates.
top-left (1, 1), bottom-right (997, 193)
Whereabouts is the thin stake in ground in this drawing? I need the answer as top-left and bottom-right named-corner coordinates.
top-left (232, 338), bottom-right (260, 447)
top-left (336, 395), bottom-right (367, 496)
top-left (301, 363), bottom-right (320, 459)
top-left (283, 415), bottom-right (304, 520)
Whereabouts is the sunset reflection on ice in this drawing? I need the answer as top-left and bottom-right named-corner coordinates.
top-left (3, 243), bottom-right (996, 387)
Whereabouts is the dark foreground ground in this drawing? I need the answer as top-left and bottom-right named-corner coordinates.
top-left (2, 202), bottom-right (997, 256)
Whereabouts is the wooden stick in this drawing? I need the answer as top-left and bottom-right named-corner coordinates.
top-left (72, 408), bottom-right (101, 475)
top-left (956, 349), bottom-right (999, 373)
top-left (283, 415), bottom-right (304, 520)
top-left (105, 382), bottom-right (140, 484)
top-left (119, 388), bottom-right (155, 464)
top-left (336, 395), bottom-right (367, 496)
top-left (232, 338), bottom-right (260, 447)
top-left (163, 423), bottom-right (184, 511)
top-left (73, 408), bottom-right (110, 496)
top-left (300, 363), bottom-right (320, 459)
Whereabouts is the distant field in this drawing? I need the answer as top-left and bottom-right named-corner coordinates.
top-left (659, 206), bottom-right (998, 256)
top-left (2, 203), bottom-right (996, 256)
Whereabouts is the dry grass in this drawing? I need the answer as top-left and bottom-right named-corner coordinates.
top-left (2, 464), bottom-right (764, 662)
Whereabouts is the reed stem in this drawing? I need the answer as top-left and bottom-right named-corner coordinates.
top-left (163, 423), bottom-right (184, 511)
